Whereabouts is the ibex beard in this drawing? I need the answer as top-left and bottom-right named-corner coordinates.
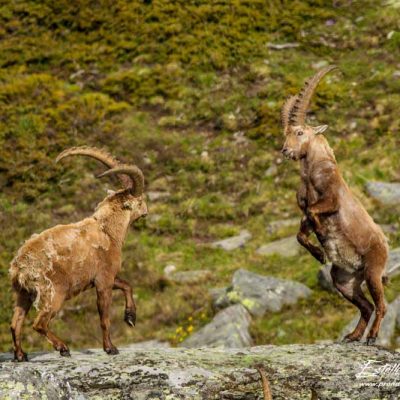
top-left (281, 66), bottom-right (389, 345)
top-left (9, 147), bottom-right (147, 361)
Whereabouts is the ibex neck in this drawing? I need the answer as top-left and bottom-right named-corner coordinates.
top-left (304, 135), bottom-right (336, 167)
top-left (93, 205), bottom-right (131, 248)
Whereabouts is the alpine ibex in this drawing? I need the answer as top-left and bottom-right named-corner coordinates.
top-left (281, 66), bottom-right (389, 345)
top-left (10, 147), bottom-right (147, 361)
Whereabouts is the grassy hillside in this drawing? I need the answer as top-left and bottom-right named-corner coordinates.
top-left (0, 0), bottom-right (399, 352)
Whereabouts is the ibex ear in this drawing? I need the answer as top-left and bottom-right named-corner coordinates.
top-left (313, 125), bottom-right (328, 135)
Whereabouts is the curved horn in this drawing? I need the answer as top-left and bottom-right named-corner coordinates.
top-left (98, 164), bottom-right (144, 196)
top-left (289, 65), bottom-right (337, 126)
top-left (56, 146), bottom-right (131, 188)
top-left (281, 95), bottom-right (298, 134)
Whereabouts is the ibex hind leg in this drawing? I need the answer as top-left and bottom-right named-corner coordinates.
top-left (32, 292), bottom-right (70, 357)
top-left (11, 289), bottom-right (33, 362)
top-left (364, 244), bottom-right (388, 346)
top-left (331, 265), bottom-right (374, 342)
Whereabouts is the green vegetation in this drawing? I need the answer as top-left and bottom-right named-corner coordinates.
top-left (0, 0), bottom-right (399, 352)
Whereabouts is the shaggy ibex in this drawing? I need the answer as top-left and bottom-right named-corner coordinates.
top-left (281, 66), bottom-right (389, 345)
top-left (10, 147), bottom-right (147, 361)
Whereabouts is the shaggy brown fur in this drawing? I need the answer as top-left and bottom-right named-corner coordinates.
top-left (281, 67), bottom-right (389, 345)
top-left (10, 147), bottom-right (147, 361)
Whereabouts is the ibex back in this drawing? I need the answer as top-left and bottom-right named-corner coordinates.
top-left (10, 147), bottom-right (147, 361)
top-left (281, 67), bottom-right (389, 345)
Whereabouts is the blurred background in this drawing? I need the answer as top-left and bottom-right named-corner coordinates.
top-left (0, 0), bottom-right (399, 353)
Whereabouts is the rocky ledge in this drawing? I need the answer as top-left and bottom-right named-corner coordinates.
top-left (0, 343), bottom-right (399, 399)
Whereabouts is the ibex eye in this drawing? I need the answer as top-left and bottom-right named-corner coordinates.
top-left (297, 130), bottom-right (303, 136)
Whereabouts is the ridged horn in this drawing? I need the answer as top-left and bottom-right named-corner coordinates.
top-left (289, 65), bottom-right (337, 126)
top-left (98, 164), bottom-right (144, 196)
top-left (281, 95), bottom-right (298, 134)
top-left (55, 146), bottom-right (131, 188)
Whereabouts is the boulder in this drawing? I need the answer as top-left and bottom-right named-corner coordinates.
top-left (125, 340), bottom-right (171, 349)
top-left (213, 269), bottom-right (311, 317)
top-left (387, 247), bottom-right (400, 278)
top-left (211, 230), bottom-right (252, 251)
top-left (256, 236), bottom-right (300, 257)
top-left (147, 191), bottom-right (171, 201)
top-left (0, 343), bottom-right (398, 399)
top-left (180, 304), bottom-right (252, 349)
top-left (365, 181), bottom-right (400, 205)
top-left (340, 296), bottom-right (400, 347)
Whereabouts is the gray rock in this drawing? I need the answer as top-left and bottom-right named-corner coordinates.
top-left (366, 181), bottom-right (400, 205)
top-left (387, 247), bottom-right (400, 278)
top-left (340, 296), bottom-right (400, 347)
top-left (256, 235), bottom-right (300, 257)
top-left (180, 304), bottom-right (252, 348)
top-left (266, 42), bottom-right (300, 50)
top-left (211, 230), bottom-right (252, 251)
top-left (265, 163), bottom-right (278, 177)
top-left (147, 191), bottom-right (171, 201)
top-left (214, 269), bottom-right (311, 317)
top-left (0, 344), bottom-right (398, 399)
top-left (166, 269), bottom-right (212, 285)
top-left (266, 218), bottom-right (298, 234)
top-left (125, 340), bottom-right (171, 349)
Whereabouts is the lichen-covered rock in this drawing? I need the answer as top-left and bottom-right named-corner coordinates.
top-left (387, 247), bottom-right (400, 278)
top-left (0, 343), bottom-right (399, 399)
top-left (256, 236), bottom-right (301, 257)
top-left (211, 230), bottom-right (252, 251)
top-left (365, 181), bottom-right (400, 205)
top-left (340, 296), bottom-right (400, 347)
top-left (180, 304), bottom-right (252, 348)
top-left (213, 269), bottom-right (311, 317)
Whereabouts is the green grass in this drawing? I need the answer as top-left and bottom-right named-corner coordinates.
top-left (0, 0), bottom-right (400, 352)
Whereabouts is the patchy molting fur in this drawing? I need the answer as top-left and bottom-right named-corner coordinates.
top-left (10, 147), bottom-right (147, 362)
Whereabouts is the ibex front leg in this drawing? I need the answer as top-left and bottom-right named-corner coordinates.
top-left (113, 276), bottom-right (136, 327)
top-left (297, 216), bottom-right (326, 264)
top-left (96, 285), bottom-right (119, 355)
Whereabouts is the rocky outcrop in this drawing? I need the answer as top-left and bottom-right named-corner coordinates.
top-left (180, 304), bottom-right (252, 348)
top-left (365, 181), bottom-right (400, 205)
top-left (256, 236), bottom-right (300, 257)
top-left (0, 343), bottom-right (398, 399)
top-left (211, 230), bottom-right (252, 251)
top-left (213, 269), bottom-right (311, 317)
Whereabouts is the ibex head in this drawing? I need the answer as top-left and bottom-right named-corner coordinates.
top-left (281, 66), bottom-right (337, 161)
top-left (56, 146), bottom-right (148, 222)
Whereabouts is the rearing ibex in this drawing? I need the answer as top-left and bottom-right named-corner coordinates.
top-left (10, 147), bottom-right (147, 361)
top-left (281, 66), bottom-right (388, 345)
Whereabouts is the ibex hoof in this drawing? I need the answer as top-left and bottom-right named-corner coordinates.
top-left (366, 337), bottom-right (376, 346)
top-left (342, 335), bottom-right (361, 343)
top-left (124, 310), bottom-right (136, 327)
top-left (105, 347), bottom-right (119, 355)
top-left (14, 352), bottom-right (28, 362)
top-left (60, 348), bottom-right (71, 357)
